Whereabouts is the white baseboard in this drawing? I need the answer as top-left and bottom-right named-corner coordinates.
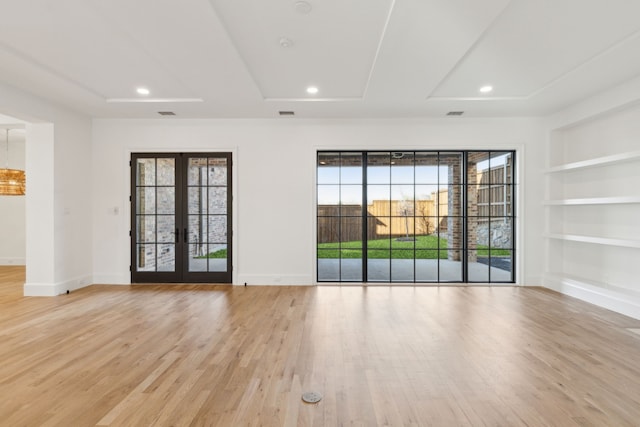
top-left (543, 274), bottom-right (640, 320)
top-left (236, 274), bottom-right (313, 286)
top-left (24, 274), bottom-right (93, 296)
top-left (24, 283), bottom-right (59, 296)
top-left (92, 274), bottom-right (131, 285)
top-left (0, 257), bottom-right (26, 266)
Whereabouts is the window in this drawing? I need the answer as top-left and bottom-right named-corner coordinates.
top-left (317, 151), bottom-right (515, 283)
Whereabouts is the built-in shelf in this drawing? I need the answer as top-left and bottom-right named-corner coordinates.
top-left (543, 196), bottom-right (640, 205)
top-left (546, 150), bottom-right (640, 173)
top-left (544, 233), bottom-right (640, 248)
top-left (545, 106), bottom-right (640, 320)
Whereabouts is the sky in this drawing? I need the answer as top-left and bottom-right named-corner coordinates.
top-left (317, 153), bottom-right (509, 205)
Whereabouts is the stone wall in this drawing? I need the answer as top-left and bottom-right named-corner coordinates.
top-left (137, 159), bottom-right (228, 271)
top-left (476, 220), bottom-right (512, 249)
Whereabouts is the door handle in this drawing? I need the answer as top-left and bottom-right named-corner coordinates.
top-left (175, 228), bottom-right (179, 243)
top-left (184, 228), bottom-right (188, 243)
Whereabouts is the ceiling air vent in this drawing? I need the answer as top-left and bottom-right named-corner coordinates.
top-left (446, 111), bottom-right (464, 116)
top-left (279, 111), bottom-right (295, 116)
top-left (158, 111), bottom-right (176, 116)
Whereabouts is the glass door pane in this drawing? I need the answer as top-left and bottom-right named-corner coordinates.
top-left (467, 151), bottom-right (515, 282)
top-left (132, 155), bottom-right (180, 282)
top-left (187, 157), bottom-right (229, 273)
top-left (414, 152), bottom-right (440, 282)
top-left (317, 152), bottom-right (364, 282)
top-left (367, 152), bottom-right (392, 281)
top-left (437, 152), bottom-right (463, 282)
top-left (390, 152), bottom-right (416, 282)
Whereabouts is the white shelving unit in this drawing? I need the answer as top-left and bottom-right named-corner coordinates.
top-left (545, 149), bottom-right (640, 173)
top-left (543, 196), bottom-right (640, 205)
top-left (544, 233), bottom-right (640, 249)
top-left (543, 106), bottom-right (640, 319)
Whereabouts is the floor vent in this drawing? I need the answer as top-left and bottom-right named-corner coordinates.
top-left (446, 111), bottom-right (464, 116)
top-left (158, 111), bottom-right (176, 116)
top-left (301, 391), bottom-right (322, 404)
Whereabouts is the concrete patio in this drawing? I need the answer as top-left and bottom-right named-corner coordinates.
top-left (318, 258), bottom-right (512, 282)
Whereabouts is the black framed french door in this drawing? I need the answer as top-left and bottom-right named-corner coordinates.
top-left (131, 152), bottom-right (232, 283)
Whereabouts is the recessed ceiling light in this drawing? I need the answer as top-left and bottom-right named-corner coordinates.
top-left (136, 87), bottom-right (150, 96)
top-left (106, 98), bottom-right (203, 103)
top-left (279, 37), bottom-right (294, 48)
top-left (294, 1), bottom-right (312, 14)
top-left (306, 86), bottom-right (319, 94)
top-left (479, 85), bottom-right (493, 93)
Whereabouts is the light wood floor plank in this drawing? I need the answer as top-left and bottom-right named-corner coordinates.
top-left (2, 267), bottom-right (640, 426)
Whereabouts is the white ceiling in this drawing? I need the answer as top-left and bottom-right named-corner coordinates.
top-left (1, 0), bottom-right (639, 119)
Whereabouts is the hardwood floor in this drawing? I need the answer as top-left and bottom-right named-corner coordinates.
top-left (2, 267), bottom-right (640, 426)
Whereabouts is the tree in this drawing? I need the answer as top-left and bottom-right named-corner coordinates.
top-left (397, 198), bottom-right (414, 240)
top-left (415, 195), bottom-right (435, 236)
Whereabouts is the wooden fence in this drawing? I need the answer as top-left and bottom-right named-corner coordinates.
top-left (318, 199), bottom-right (445, 243)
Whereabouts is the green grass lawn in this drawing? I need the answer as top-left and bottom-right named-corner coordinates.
top-left (197, 249), bottom-right (227, 259)
top-left (317, 235), bottom-right (510, 259)
top-left (198, 236), bottom-right (510, 260)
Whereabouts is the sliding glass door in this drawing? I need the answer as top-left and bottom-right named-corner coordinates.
top-left (131, 153), bottom-right (232, 283)
top-left (317, 151), bottom-right (515, 283)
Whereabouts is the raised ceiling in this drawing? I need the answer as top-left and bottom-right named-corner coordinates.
top-left (0, 0), bottom-right (639, 118)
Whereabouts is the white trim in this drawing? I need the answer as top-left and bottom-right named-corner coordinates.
top-left (544, 274), bottom-right (640, 320)
top-left (546, 76), bottom-right (640, 131)
top-left (543, 196), bottom-right (640, 205)
top-left (544, 233), bottom-right (640, 249)
top-left (106, 98), bottom-right (204, 103)
top-left (545, 150), bottom-right (640, 173)
top-left (312, 146), bottom-right (523, 285)
top-left (264, 97), bottom-right (362, 102)
top-left (24, 283), bottom-right (59, 297)
top-left (125, 148), bottom-right (239, 285)
top-left (236, 274), bottom-right (313, 286)
top-left (92, 274), bottom-right (130, 285)
top-left (0, 257), bottom-right (25, 265)
top-left (24, 274), bottom-right (92, 296)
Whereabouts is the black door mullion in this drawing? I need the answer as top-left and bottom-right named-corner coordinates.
top-left (362, 152), bottom-right (368, 283)
top-left (388, 152), bottom-right (392, 282)
top-left (175, 153), bottom-right (185, 281)
top-left (462, 151), bottom-right (468, 283)
top-left (510, 156), bottom-right (516, 282)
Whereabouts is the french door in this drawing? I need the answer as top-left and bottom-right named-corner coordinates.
top-left (131, 153), bottom-right (232, 283)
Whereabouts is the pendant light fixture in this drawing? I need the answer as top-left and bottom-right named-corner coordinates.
top-left (0, 128), bottom-right (26, 196)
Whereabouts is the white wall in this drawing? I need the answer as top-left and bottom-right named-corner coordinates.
top-left (0, 131), bottom-right (25, 265)
top-left (92, 117), bottom-right (545, 286)
top-left (53, 115), bottom-right (93, 291)
top-left (0, 81), bottom-right (93, 296)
